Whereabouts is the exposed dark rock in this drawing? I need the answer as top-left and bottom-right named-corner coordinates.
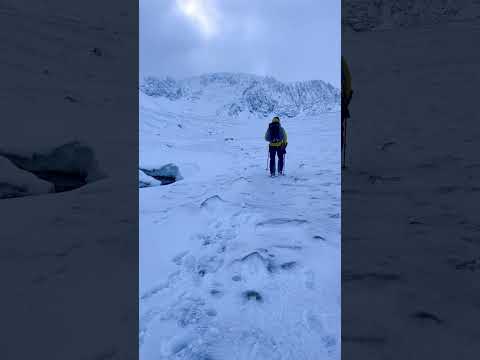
top-left (140, 73), bottom-right (340, 118)
top-left (243, 290), bottom-right (262, 302)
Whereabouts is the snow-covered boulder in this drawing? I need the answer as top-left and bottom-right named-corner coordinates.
top-left (139, 163), bottom-right (183, 185)
top-left (0, 156), bottom-right (54, 199)
top-left (0, 141), bottom-right (106, 192)
top-left (138, 170), bottom-right (163, 188)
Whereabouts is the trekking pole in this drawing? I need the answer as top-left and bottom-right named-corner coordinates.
top-left (342, 91), bottom-right (353, 169)
top-left (266, 147), bottom-right (270, 172)
top-left (343, 117), bottom-right (348, 169)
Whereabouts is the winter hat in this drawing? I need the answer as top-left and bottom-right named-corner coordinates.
top-left (272, 116), bottom-right (280, 123)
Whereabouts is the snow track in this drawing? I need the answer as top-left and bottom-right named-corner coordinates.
top-left (140, 95), bottom-right (340, 359)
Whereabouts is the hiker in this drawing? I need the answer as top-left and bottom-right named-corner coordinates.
top-left (341, 55), bottom-right (353, 169)
top-left (265, 116), bottom-right (288, 176)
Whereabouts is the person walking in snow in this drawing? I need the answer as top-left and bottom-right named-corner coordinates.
top-left (265, 116), bottom-right (288, 176)
top-left (342, 55), bottom-right (353, 169)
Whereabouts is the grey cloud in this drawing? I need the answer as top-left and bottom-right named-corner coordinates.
top-left (140, 0), bottom-right (340, 86)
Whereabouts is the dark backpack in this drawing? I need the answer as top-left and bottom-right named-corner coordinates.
top-left (268, 122), bottom-right (284, 143)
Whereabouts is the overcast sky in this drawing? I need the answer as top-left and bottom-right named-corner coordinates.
top-left (140, 0), bottom-right (340, 86)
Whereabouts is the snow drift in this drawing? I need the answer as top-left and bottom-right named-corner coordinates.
top-left (0, 156), bottom-right (54, 199)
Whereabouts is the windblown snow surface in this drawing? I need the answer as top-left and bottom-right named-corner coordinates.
top-left (139, 78), bottom-right (341, 359)
top-left (341, 2), bottom-right (480, 359)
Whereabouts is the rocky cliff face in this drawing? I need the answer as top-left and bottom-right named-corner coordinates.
top-left (140, 72), bottom-right (340, 118)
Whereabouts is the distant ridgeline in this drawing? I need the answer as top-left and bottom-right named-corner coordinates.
top-left (344, 0), bottom-right (475, 32)
top-left (140, 72), bottom-right (340, 118)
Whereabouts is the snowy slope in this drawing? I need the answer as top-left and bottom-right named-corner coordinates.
top-left (140, 73), bottom-right (340, 119)
top-left (140, 85), bottom-right (341, 359)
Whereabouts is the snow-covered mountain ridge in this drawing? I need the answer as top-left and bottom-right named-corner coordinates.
top-left (140, 72), bottom-right (340, 118)
top-left (344, 0), bottom-right (480, 32)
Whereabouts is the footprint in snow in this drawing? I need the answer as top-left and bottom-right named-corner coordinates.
top-left (280, 261), bottom-right (298, 270)
top-left (304, 269), bottom-right (315, 289)
top-left (206, 308), bottom-right (217, 317)
top-left (200, 195), bottom-right (226, 210)
top-left (273, 244), bottom-right (303, 251)
top-left (231, 251), bottom-right (276, 274)
top-left (172, 250), bottom-right (189, 265)
top-left (322, 335), bottom-right (338, 355)
top-left (303, 310), bottom-right (324, 333)
top-left (197, 255), bottom-right (224, 277)
top-left (379, 141), bottom-right (396, 151)
top-left (209, 287), bottom-right (224, 298)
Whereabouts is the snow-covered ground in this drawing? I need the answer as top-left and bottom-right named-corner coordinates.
top-left (1, 2), bottom-right (138, 358)
top-left (139, 93), bottom-right (341, 359)
top-left (342, 6), bottom-right (480, 359)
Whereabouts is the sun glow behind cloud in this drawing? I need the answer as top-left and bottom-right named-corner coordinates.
top-left (176, 0), bottom-right (219, 38)
top-left (141, 0), bottom-right (340, 85)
